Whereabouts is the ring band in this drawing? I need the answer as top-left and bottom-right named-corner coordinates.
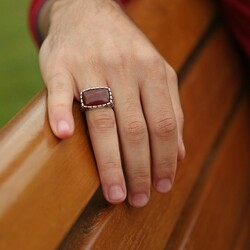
top-left (80, 87), bottom-right (114, 111)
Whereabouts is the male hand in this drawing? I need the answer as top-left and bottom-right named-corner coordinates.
top-left (39, 0), bottom-right (185, 207)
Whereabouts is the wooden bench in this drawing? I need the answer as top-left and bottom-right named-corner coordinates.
top-left (0, 0), bottom-right (249, 249)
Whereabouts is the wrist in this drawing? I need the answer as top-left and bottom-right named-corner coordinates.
top-left (38, 0), bottom-right (122, 40)
top-left (37, 0), bottom-right (56, 40)
top-left (29, 0), bottom-right (48, 46)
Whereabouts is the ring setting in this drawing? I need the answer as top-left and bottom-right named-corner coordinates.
top-left (80, 87), bottom-right (114, 110)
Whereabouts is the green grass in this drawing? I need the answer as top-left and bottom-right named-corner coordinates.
top-left (0, 0), bottom-right (43, 127)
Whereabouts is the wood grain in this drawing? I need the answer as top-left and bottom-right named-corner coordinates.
top-left (166, 95), bottom-right (250, 250)
top-left (125, 0), bottom-right (216, 69)
top-left (233, 202), bottom-right (250, 250)
top-left (0, 93), bottom-right (100, 249)
top-left (172, 96), bottom-right (250, 250)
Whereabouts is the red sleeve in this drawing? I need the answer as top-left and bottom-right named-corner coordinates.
top-left (29, 0), bottom-right (46, 47)
top-left (219, 0), bottom-right (250, 60)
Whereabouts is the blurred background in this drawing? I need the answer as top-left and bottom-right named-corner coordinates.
top-left (0, 0), bottom-right (43, 128)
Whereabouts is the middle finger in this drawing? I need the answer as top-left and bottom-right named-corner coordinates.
top-left (109, 77), bottom-right (151, 208)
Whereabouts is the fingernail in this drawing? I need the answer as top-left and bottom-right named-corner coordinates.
top-left (108, 185), bottom-right (124, 202)
top-left (57, 120), bottom-right (70, 133)
top-left (132, 193), bottom-right (148, 207)
top-left (156, 179), bottom-right (172, 193)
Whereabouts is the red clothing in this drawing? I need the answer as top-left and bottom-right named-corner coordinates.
top-left (29, 0), bottom-right (46, 46)
top-left (218, 0), bottom-right (250, 60)
top-left (29, 0), bottom-right (250, 60)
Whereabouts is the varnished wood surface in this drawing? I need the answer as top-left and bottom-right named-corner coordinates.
top-left (0, 0), bottom-right (248, 249)
top-left (233, 205), bottom-right (250, 250)
top-left (126, 0), bottom-right (216, 69)
top-left (185, 98), bottom-right (250, 250)
top-left (0, 94), bottom-right (100, 249)
top-left (166, 96), bottom-right (250, 250)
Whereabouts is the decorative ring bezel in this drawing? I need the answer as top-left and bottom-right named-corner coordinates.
top-left (80, 86), bottom-right (114, 110)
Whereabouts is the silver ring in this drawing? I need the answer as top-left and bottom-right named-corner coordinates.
top-left (80, 87), bottom-right (114, 111)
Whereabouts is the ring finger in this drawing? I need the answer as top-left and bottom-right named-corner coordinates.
top-left (77, 72), bottom-right (126, 204)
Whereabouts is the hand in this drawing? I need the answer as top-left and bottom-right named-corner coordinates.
top-left (39, 0), bottom-right (185, 207)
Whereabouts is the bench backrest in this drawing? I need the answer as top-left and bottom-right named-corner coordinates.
top-left (0, 0), bottom-right (249, 249)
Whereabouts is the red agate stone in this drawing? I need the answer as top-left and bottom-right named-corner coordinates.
top-left (83, 88), bottom-right (110, 106)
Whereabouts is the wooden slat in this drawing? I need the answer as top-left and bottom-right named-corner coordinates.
top-left (0, 1), bottom-right (218, 249)
top-left (0, 94), bottom-right (100, 250)
top-left (167, 96), bottom-right (250, 250)
top-left (125, 0), bottom-right (216, 69)
top-left (59, 28), bottom-right (244, 249)
top-left (186, 97), bottom-right (250, 250)
top-left (233, 204), bottom-right (250, 250)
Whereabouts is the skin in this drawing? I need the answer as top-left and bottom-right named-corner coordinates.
top-left (38, 0), bottom-right (185, 207)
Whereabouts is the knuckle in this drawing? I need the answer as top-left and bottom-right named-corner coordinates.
top-left (100, 160), bottom-right (121, 173)
top-left (154, 159), bottom-right (177, 180)
top-left (157, 66), bottom-right (168, 82)
top-left (135, 48), bottom-right (164, 69)
top-left (83, 53), bottom-right (99, 68)
top-left (130, 169), bottom-right (150, 186)
top-left (149, 55), bottom-right (164, 69)
top-left (134, 48), bottom-right (167, 81)
top-left (90, 112), bottom-right (116, 132)
top-left (103, 49), bottom-right (130, 70)
top-left (154, 114), bottom-right (177, 138)
top-left (47, 72), bottom-right (72, 93)
top-left (52, 102), bottom-right (68, 110)
top-left (123, 120), bottom-right (147, 142)
top-left (157, 159), bottom-right (176, 174)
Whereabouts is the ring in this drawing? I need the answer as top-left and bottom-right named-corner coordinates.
top-left (80, 87), bottom-right (114, 111)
